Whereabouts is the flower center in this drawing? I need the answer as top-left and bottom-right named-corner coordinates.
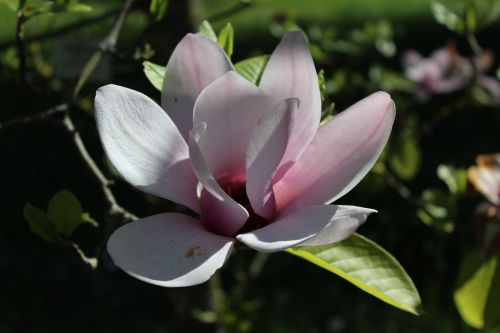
top-left (219, 178), bottom-right (271, 235)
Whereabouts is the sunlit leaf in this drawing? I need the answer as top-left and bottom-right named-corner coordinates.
top-left (454, 252), bottom-right (500, 329)
top-left (234, 55), bottom-right (269, 85)
top-left (23, 204), bottom-right (60, 243)
top-left (437, 164), bottom-right (468, 195)
top-left (418, 188), bottom-right (456, 233)
top-left (217, 23), bottom-right (234, 57)
top-left (287, 233), bottom-right (422, 315)
top-left (47, 190), bottom-right (83, 237)
top-left (431, 2), bottom-right (464, 33)
top-left (149, 0), bottom-right (169, 21)
top-left (143, 61), bottom-right (165, 91)
top-left (198, 20), bottom-right (217, 42)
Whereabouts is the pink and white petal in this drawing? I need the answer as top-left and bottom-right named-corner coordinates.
top-left (95, 84), bottom-right (199, 212)
top-left (237, 205), bottom-right (373, 252)
top-left (274, 92), bottom-right (395, 211)
top-left (246, 98), bottom-right (298, 219)
top-left (260, 31), bottom-right (321, 174)
top-left (468, 167), bottom-right (500, 205)
top-left (107, 213), bottom-right (234, 287)
top-left (298, 205), bottom-right (376, 246)
top-left (189, 124), bottom-right (249, 236)
top-left (161, 33), bottom-right (233, 140)
top-left (193, 71), bottom-right (273, 178)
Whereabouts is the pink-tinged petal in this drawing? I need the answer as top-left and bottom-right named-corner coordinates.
top-left (274, 92), bottom-right (395, 211)
top-left (237, 205), bottom-right (373, 252)
top-left (468, 166), bottom-right (500, 205)
top-left (298, 205), bottom-right (376, 246)
top-left (193, 71), bottom-right (273, 178)
top-left (246, 98), bottom-right (298, 219)
top-left (107, 213), bottom-right (234, 287)
top-left (260, 31), bottom-right (321, 175)
top-left (189, 124), bottom-right (249, 236)
top-left (95, 84), bottom-right (199, 212)
top-left (162, 33), bottom-right (233, 140)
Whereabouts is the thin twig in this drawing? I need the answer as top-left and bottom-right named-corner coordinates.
top-left (206, 0), bottom-right (252, 22)
top-left (0, 8), bottom-right (122, 50)
top-left (62, 114), bottom-right (137, 221)
top-left (15, 7), bottom-right (27, 83)
top-left (72, 0), bottom-right (135, 99)
top-left (0, 104), bottom-right (67, 130)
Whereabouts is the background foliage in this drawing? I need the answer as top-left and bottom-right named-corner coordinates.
top-left (1, 0), bottom-right (500, 332)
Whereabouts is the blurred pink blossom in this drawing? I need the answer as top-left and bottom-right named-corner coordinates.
top-left (94, 32), bottom-right (395, 287)
top-left (403, 46), bottom-right (500, 103)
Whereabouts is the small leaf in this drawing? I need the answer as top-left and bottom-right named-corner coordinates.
top-left (81, 212), bottom-right (99, 227)
top-left (454, 252), bottom-right (500, 329)
top-left (318, 69), bottom-right (326, 102)
top-left (431, 2), bottom-right (464, 33)
top-left (149, 0), bottom-right (168, 21)
top-left (198, 20), bottom-right (217, 42)
top-left (389, 134), bottom-right (421, 181)
top-left (217, 23), bottom-right (234, 57)
top-left (437, 164), bottom-right (468, 195)
top-left (23, 204), bottom-right (60, 243)
top-left (234, 55), bottom-right (269, 85)
top-left (287, 233), bottom-right (422, 315)
top-left (143, 61), bottom-right (165, 91)
top-left (418, 188), bottom-right (456, 233)
top-left (47, 190), bottom-right (83, 237)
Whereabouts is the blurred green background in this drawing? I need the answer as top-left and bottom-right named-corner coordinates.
top-left (1, 0), bottom-right (500, 332)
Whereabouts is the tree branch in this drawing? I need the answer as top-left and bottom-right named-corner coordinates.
top-left (0, 104), bottom-right (67, 130)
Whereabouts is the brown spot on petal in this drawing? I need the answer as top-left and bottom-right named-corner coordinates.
top-left (185, 245), bottom-right (201, 258)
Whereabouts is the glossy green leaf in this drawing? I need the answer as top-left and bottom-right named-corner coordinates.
top-left (143, 61), bottom-right (165, 91)
top-left (287, 233), bottom-right (422, 315)
top-left (234, 55), bottom-right (269, 85)
top-left (149, 0), bottom-right (169, 21)
top-left (454, 252), bottom-right (500, 329)
top-left (198, 20), bottom-right (217, 42)
top-left (47, 190), bottom-right (83, 237)
top-left (23, 204), bottom-right (60, 243)
top-left (217, 23), bottom-right (234, 57)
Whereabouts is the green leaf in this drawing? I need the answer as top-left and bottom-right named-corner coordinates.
top-left (234, 55), bottom-right (269, 85)
top-left (389, 134), bottom-right (421, 181)
top-left (217, 23), bottom-right (234, 57)
top-left (418, 188), bottom-right (456, 233)
top-left (318, 69), bottom-right (326, 102)
top-left (198, 20), bottom-right (217, 42)
top-left (454, 252), bottom-right (500, 329)
top-left (287, 233), bottom-right (422, 315)
top-left (431, 2), bottom-right (465, 33)
top-left (142, 61), bottom-right (165, 91)
top-left (149, 0), bottom-right (169, 22)
top-left (0, 0), bottom-right (18, 11)
top-left (47, 190), bottom-right (83, 237)
top-left (23, 204), bottom-right (60, 243)
top-left (437, 164), bottom-right (468, 195)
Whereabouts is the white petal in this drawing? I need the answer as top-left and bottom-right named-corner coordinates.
top-left (260, 31), bottom-right (321, 176)
top-left (189, 124), bottom-right (249, 236)
top-left (162, 33), bottom-right (233, 140)
top-left (298, 205), bottom-right (376, 246)
top-left (246, 98), bottom-right (298, 219)
top-left (95, 84), bottom-right (199, 212)
top-left (274, 91), bottom-right (395, 211)
top-left (237, 204), bottom-right (373, 252)
top-left (193, 71), bottom-right (273, 178)
top-left (107, 213), bottom-right (235, 287)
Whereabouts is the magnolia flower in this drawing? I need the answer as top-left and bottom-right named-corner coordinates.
top-left (95, 31), bottom-right (395, 287)
top-left (403, 46), bottom-right (500, 103)
top-left (468, 154), bottom-right (500, 256)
